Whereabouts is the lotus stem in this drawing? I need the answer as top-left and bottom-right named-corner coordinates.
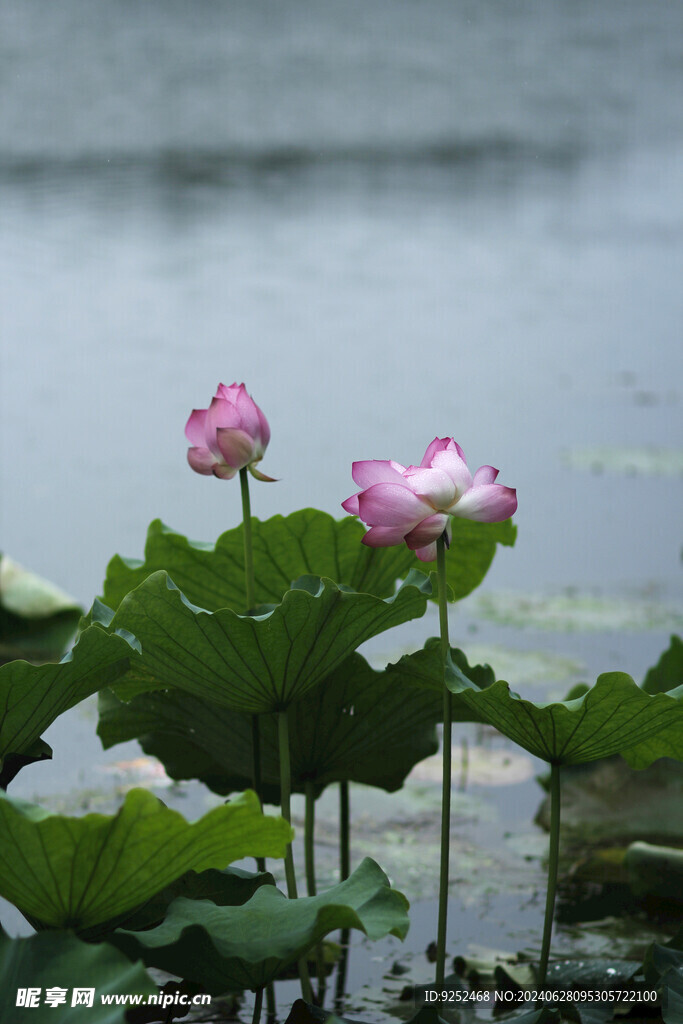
top-left (305, 780), bottom-right (327, 1002)
top-left (240, 468), bottom-right (266, 873)
top-left (339, 780), bottom-right (350, 881)
top-left (334, 781), bottom-right (351, 1012)
top-left (252, 714), bottom-right (266, 873)
top-left (435, 531), bottom-right (452, 989)
top-left (537, 761), bottom-right (562, 990)
top-left (304, 781), bottom-right (318, 899)
top-left (265, 982), bottom-right (276, 1023)
top-left (239, 467), bottom-right (256, 613)
top-left (252, 987), bottom-right (263, 1024)
top-left (277, 710), bottom-right (314, 1004)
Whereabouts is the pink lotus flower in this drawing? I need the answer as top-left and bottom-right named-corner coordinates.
top-left (342, 437), bottom-right (517, 561)
top-left (185, 383), bottom-right (274, 480)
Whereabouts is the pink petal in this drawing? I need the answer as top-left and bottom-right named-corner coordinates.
top-left (212, 463), bottom-right (238, 480)
top-left (413, 518), bottom-right (452, 562)
top-left (185, 409), bottom-right (209, 446)
top-left (473, 465), bottom-right (499, 486)
top-left (420, 437), bottom-right (450, 467)
top-left (215, 382), bottom-right (241, 402)
top-left (187, 446), bottom-right (216, 475)
top-left (449, 439), bottom-right (467, 462)
top-left (351, 459), bottom-right (407, 490)
top-left (420, 437), bottom-right (466, 467)
top-left (414, 541), bottom-right (438, 562)
top-left (452, 485), bottom-right (518, 522)
top-left (358, 483), bottom-right (431, 527)
top-left (402, 467), bottom-right (457, 509)
top-left (234, 385), bottom-right (262, 439)
top-left (206, 397), bottom-right (241, 454)
top-left (361, 525), bottom-right (411, 548)
top-left (431, 449), bottom-right (473, 495)
top-left (341, 493), bottom-right (361, 515)
top-left (215, 427), bottom-right (257, 469)
top-left (256, 406), bottom-right (271, 448)
top-left (404, 513), bottom-right (449, 549)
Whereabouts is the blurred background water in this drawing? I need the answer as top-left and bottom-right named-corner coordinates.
top-left (1, 0), bottom-right (681, 611)
top-left (1, 1), bottom-right (683, 987)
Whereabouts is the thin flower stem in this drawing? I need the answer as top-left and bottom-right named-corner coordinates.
top-left (252, 987), bottom-right (263, 1024)
top-left (334, 781), bottom-right (351, 1013)
top-left (252, 714), bottom-right (266, 873)
top-left (304, 781), bottom-right (317, 897)
top-left (239, 469), bottom-right (265, 873)
top-left (305, 781), bottom-right (327, 1003)
top-left (278, 711), bottom-right (314, 1004)
top-left (265, 982), bottom-right (276, 1023)
top-left (239, 467), bottom-right (256, 612)
top-left (339, 781), bottom-right (350, 880)
top-left (435, 532), bottom-right (452, 989)
top-left (537, 761), bottom-right (562, 990)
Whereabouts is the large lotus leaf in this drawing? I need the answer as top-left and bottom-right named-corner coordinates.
top-left (0, 788), bottom-right (292, 930)
top-left (104, 570), bottom-right (429, 713)
top-left (0, 623), bottom-right (136, 773)
top-left (81, 865), bottom-right (276, 943)
top-left (111, 857), bottom-right (409, 993)
top-left (444, 663), bottom-right (683, 766)
top-left (99, 649), bottom-right (444, 799)
top-left (101, 510), bottom-right (515, 613)
top-left (0, 738), bottom-right (52, 790)
top-left (0, 554), bottom-right (82, 664)
top-left (0, 930), bottom-right (156, 1023)
top-left (388, 638), bottom-right (496, 715)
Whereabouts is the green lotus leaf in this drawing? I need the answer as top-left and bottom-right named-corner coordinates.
top-left (444, 664), bottom-right (683, 766)
top-left (0, 623), bottom-right (136, 774)
top-left (0, 788), bottom-right (292, 930)
top-left (285, 1001), bottom-right (358, 1024)
top-left (0, 930), bottom-right (156, 1023)
top-left (101, 510), bottom-right (515, 613)
top-left (85, 864), bottom-right (275, 940)
top-left (389, 638), bottom-right (496, 709)
top-left (104, 570), bottom-right (430, 713)
top-left (644, 934), bottom-right (683, 1023)
top-left (111, 858), bottom-right (409, 993)
top-left (98, 648), bottom-right (444, 799)
top-left (0, 554), bottom-right (82, 664)
top-left (0, 738), bottom-right (52, 790)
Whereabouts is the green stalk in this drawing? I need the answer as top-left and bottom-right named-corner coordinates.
top-left (304, 781), bottom-right (317, 897)
top-left (537, 762), bottom-right (562, 989)
top-left (278, 711), bottom-right (314, 1003)
top-left (435, 532), bottom-right (452, 989)
top-left (334, 781), bottom-right (351, 1013)
top-left (252, 715), bottom-right (265, 873)
top-left (265, 983), bottom-right (276, 1023)
top-left (240, 467), bottom-right (272, 1018)
top-left (251, 987), bottom-right (263, 1024)
top-left (305, 781), bottom-right (327, 1002)
top-left (339, 780), bottom-right (350, 882)
top-left (240, 468), bottom-right (265, 874)
top-left (239, 467), bottom-right (256, 612)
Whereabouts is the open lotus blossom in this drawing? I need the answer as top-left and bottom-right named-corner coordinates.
top-left (185, 382), bottom-right (274, 480)
top-left (342, 437), bottom-right (517, 561)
